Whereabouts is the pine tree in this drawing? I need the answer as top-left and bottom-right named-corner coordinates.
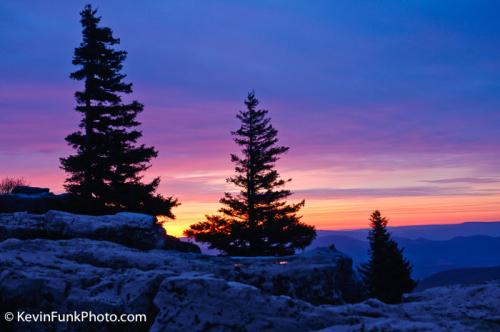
top-left (359, 210), bottom-right (417, 303)
top-left (60, 5), bottom-right (177, 217)
top-left (185, 92), bottom-right (316, 256)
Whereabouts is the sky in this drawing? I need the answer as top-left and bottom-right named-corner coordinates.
top-left (1, 1), bottom-right (499, 237)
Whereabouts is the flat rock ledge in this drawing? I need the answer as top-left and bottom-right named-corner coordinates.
top-left (0, 210), bottom-right (200, 253)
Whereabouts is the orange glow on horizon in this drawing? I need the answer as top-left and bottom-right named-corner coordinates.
top-left (4, 152), bottom-right (500, 239)
top-left (160, 195), bottom-right (500, 238)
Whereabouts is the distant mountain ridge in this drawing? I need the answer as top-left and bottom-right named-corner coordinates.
top-left (315, 221), bottom-right (500, 241)
top-left (309, 234), bottom-right (500, 278)
top-left (416, 265), bottom-right (500, 290)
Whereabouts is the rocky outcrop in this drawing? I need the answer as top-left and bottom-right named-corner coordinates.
top-left (0, 237), bottom-right (498, 331)
top-left (1, 211), bottom-right (498, 331)
top-left (0, 237), bottom-right (358, 331)
top-left (318, 282), bottom-right (500, 331)
top-left (0, 210), bottom-right (200, 253)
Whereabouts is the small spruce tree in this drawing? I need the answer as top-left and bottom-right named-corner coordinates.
top-left (60, 4), bottom-right (177, 217)
top-left (359, 210), bottom-right (416, 303)
top-left (185, 92), bottom-right (316, 256)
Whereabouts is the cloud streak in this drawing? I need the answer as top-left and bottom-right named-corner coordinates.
top-left (296, 186), bottom-right (500, 199)
top-left (422, 177), bottom-right (500, 184)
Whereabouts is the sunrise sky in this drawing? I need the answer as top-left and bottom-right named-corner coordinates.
top-left (1, 1), bottom-right (499, 236)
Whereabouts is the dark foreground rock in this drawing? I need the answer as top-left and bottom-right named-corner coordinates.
top-left (11, 186), bottom-right (51, 195)
top-left (0, 186), bottom-right (70, 214)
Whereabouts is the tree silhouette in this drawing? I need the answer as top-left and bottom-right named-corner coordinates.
top-left (359, 210), bottom-right (416, 303)
top-left (185, 92), bottom-right (316, 256)
top-left (60, 4), bottom-right (177, 217)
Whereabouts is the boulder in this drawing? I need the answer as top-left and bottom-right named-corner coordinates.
top-left (151, 274), bottom-right (339, 332)
top-left (0, 210), bottom-right (200, 253)
top-left (222, 245), bottom-right (361, 304)
top-left (0, 238), bottom-right (168, 331)
top-left (0, 188), bottom-right (69, 214)
top-left (11, 186), bottom-right (51, 195)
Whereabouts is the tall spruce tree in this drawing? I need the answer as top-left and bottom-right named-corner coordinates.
top-left (60, 5), bottom-right (177, 217)
top-left (185, 92), bottom-right (316, 256)
top-left (359, 210), bottom-right (416, 303)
